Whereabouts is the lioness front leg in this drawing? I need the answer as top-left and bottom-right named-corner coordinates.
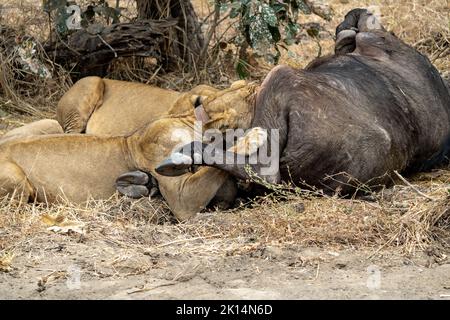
top-left (158, 167), bottom-right (232, 221)
top-left (0, 162), bottom-right (34, 203)
top-left (1, 119), bottom-right (63, 143)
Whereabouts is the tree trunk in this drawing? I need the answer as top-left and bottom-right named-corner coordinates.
top-left (45, 20), bottom-right (177, 80)
top-left (136, 0), bottom-right (204, 67)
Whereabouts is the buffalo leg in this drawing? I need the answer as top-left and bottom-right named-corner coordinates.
top-left (335, 8), bottom-right (385, 55)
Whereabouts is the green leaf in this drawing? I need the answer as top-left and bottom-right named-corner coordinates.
top-left (296, 0), bottom-right (312, 14)
top-left (230, 7), bottom-right (240, 19)
top-left (284, 22), bottom-right (300, 45)
top-left (220, 3), bottom-right (229, 12)
top-left (55, 8), bottom-right (71, 35)
top-left (42, 0), bottom-right (67, 13)
top-left (222, 0), bottom-right (324, 64)
top-left (236, 59), bottom-right (250, 79)
top-left (249, 13), bottom-right (273, 53)
top-left (272, 3), bottom-right (288, 14)
top-left (261, 3), bottom-right (277, 27)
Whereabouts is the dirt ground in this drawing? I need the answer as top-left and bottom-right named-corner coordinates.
top-left (1, 235), bottom-right (449, 300)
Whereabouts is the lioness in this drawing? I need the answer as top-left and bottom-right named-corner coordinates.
top-left (54, 77), bottom-right (250, 219)
top-left (0, 82), bottom-right (261, 220)
top-left (57, 76), bottom-right (219, 136)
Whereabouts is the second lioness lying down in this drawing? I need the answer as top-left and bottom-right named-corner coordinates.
top-left (56, 76), bottom-right (219, 136)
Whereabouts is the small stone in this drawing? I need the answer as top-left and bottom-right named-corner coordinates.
top-left (293, 203), bottom-right (305, 213)
top-left (335, 263), bottom-right (347, 269)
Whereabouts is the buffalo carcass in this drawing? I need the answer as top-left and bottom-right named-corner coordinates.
top-left (157, 9), bottom-right (450, 196)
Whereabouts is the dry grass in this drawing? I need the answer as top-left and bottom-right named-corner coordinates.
top-left (0, 25), bottom-right (72, 119)
top-left (0, 170), bottom-right (448, 261)
top-left (0, 0), bottom-right (449, 265)
top-left (282, 0), bottom-right (449, 73)
top-left (186, 170), bottom-right (450, 255)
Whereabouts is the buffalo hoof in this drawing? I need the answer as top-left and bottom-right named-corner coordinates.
top-left (155, 153), bottom-right (193, 177)
top-left (335, 29), bottom-right (357, 54)
top-left (116, 171), bottom-right (159, 199)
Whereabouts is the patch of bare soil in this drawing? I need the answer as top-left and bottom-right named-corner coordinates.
top-left (1, 236), bottom-right (449, 299)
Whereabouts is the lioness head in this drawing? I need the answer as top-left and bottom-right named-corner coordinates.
top-left (190, 80), bottom-right (259, 131)
top-left (167, 84), bottom-right (220, 117)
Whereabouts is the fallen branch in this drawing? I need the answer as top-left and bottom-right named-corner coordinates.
top-left (393, 170), bottom-right (436, 201)
top-left (44, 19), bottom-right (178, 79)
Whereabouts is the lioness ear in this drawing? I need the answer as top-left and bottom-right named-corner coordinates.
top-left (190, 95), bottom-right (207, 108)
top-left (194, 96), bottom-right (203, 108)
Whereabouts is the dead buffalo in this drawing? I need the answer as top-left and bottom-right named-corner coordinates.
top-left (156, 9), bottom-right (450, 195)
